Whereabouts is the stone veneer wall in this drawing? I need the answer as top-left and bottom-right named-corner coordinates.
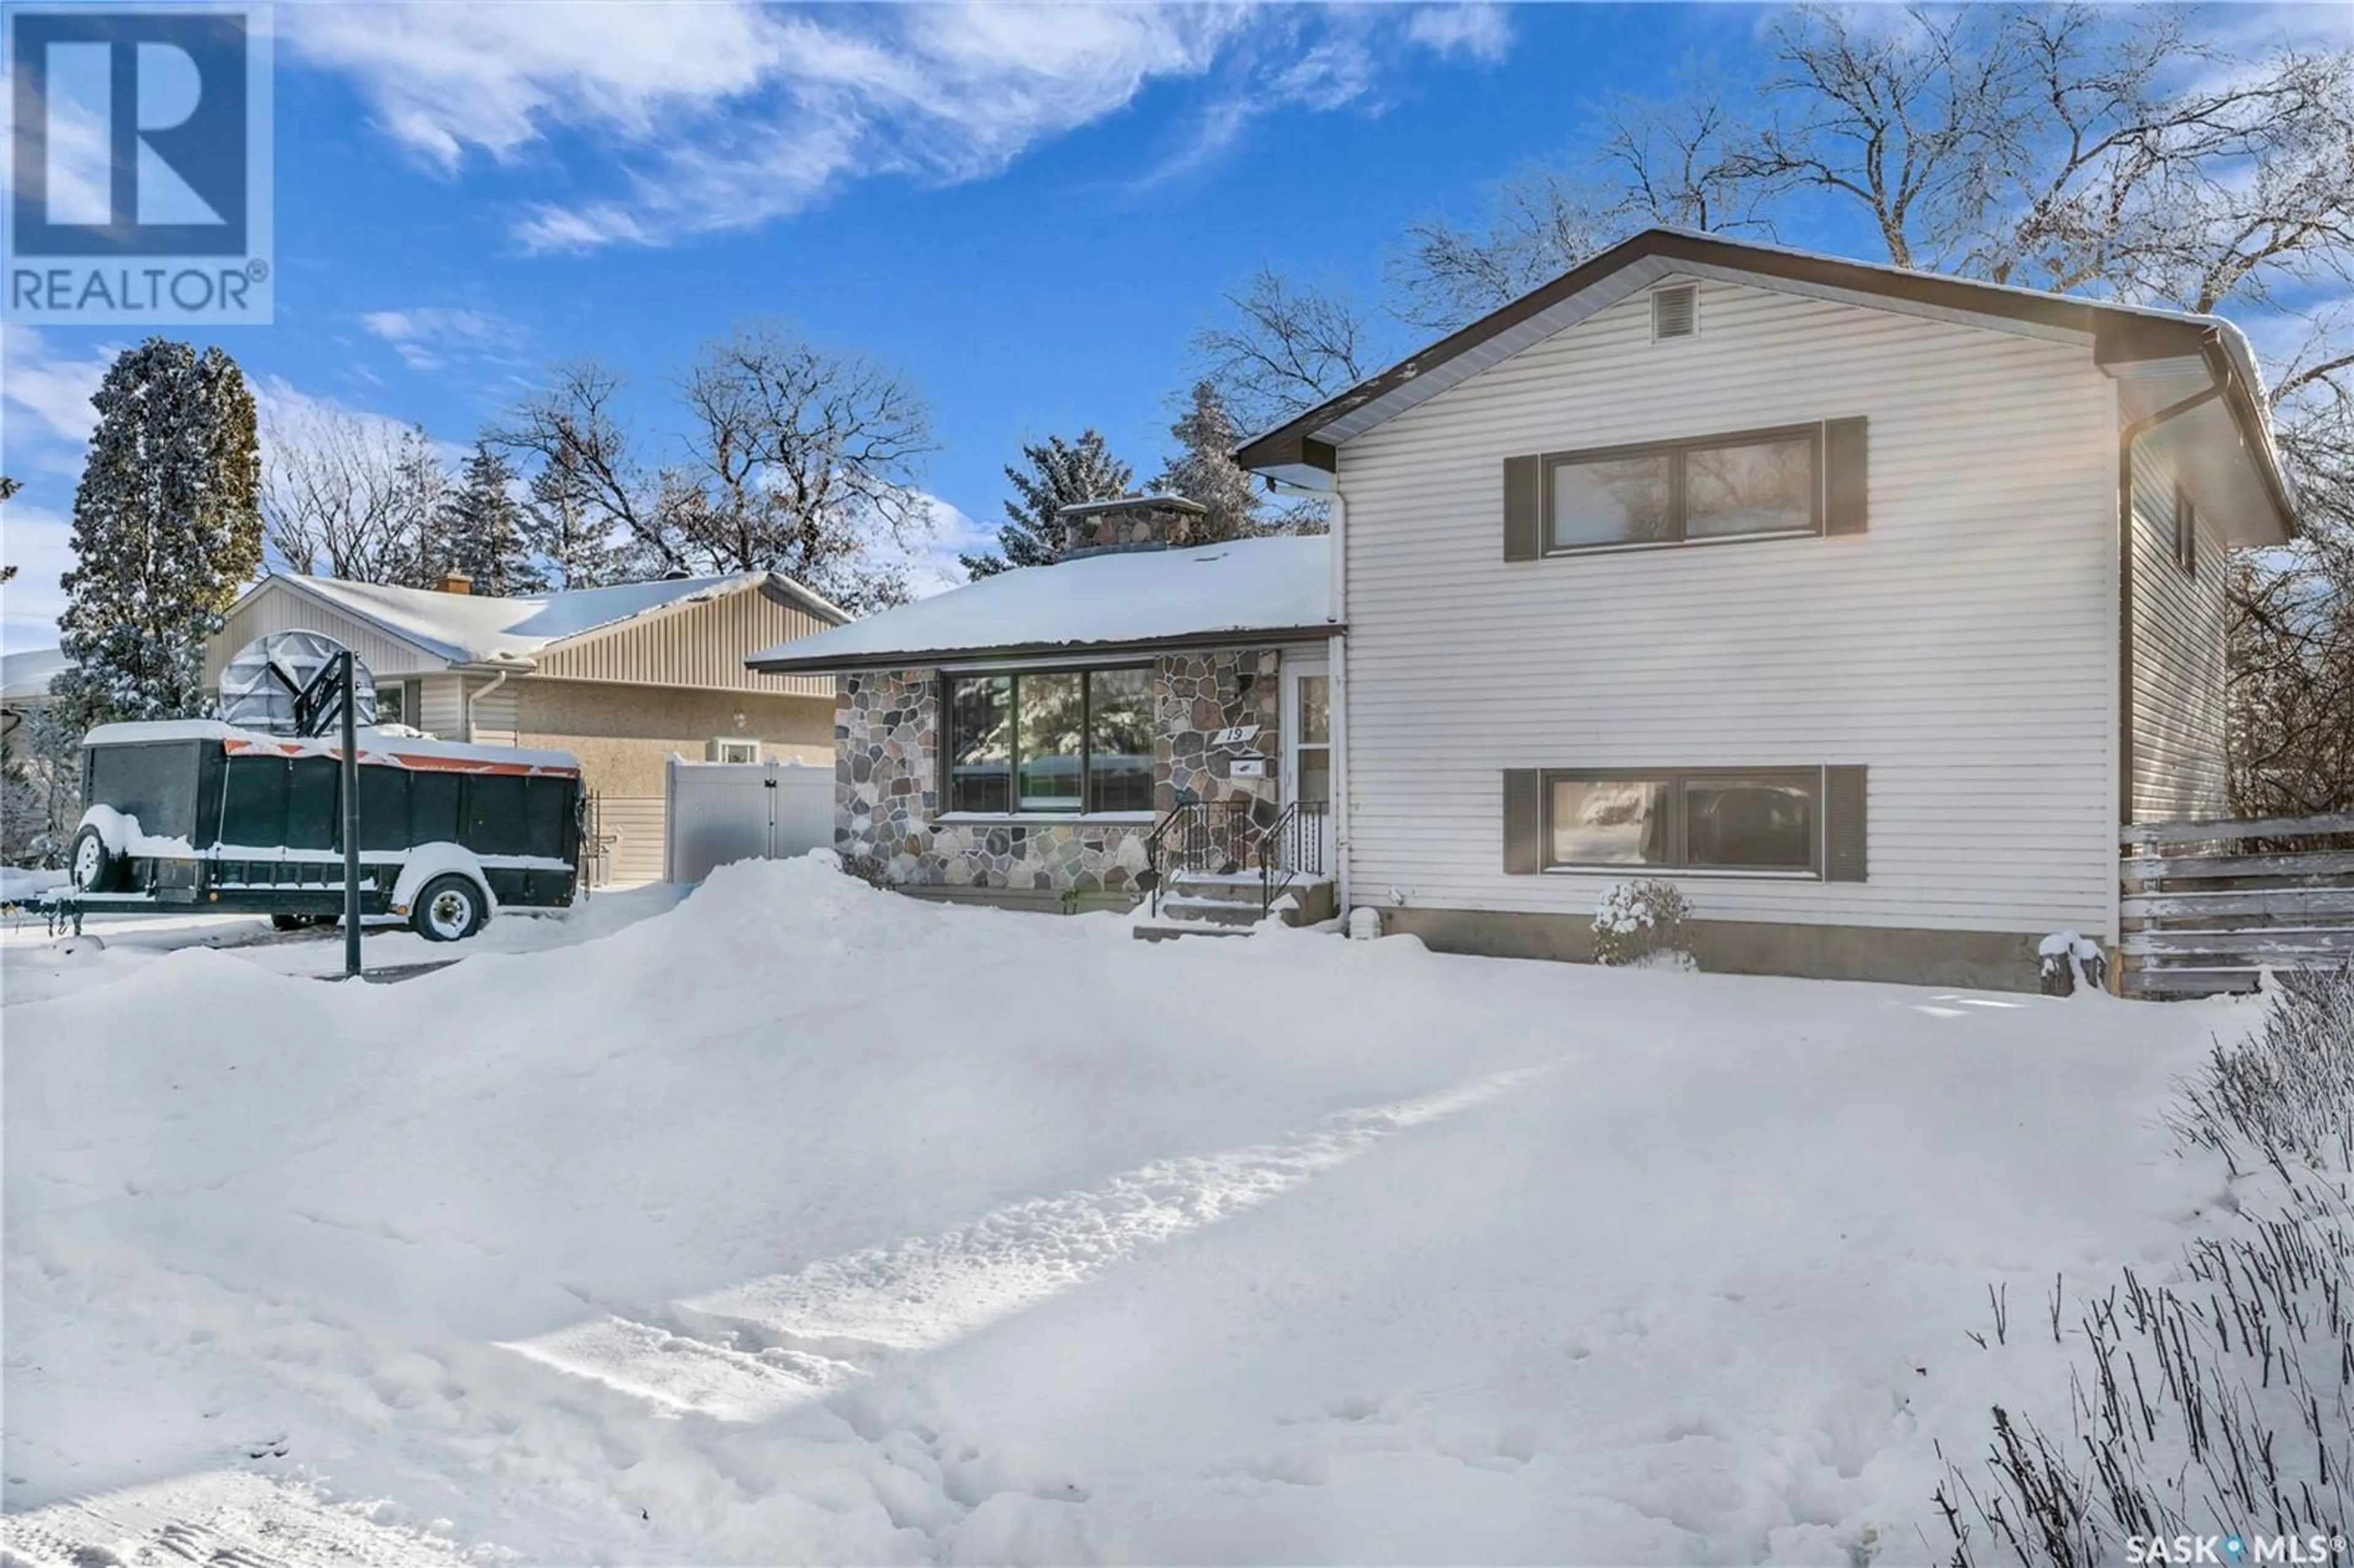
top-left (836, 648), bottom-right (1287, 905)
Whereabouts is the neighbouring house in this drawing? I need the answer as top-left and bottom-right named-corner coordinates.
top-left (1, 647), bottom-right (68, 765)
top-left (207, 570), bottom-right (845, 884)
top-left (752, 227), bottom-right (2296, 989)
top-left (745, 495), bottom-right (1339, 917)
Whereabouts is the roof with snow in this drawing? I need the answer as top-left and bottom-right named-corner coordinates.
top-left (744, 536), bottom-right (1336, 674)
top-left (1237, 226), bottom-right (2295, 539)
top-left (253, 571), bottom-right (846, 669)
top-left (1, 647), bottom-right (68, 703)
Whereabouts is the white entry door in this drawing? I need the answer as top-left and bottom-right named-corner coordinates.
top-left (1281, 658), bottom-right (1335, 875)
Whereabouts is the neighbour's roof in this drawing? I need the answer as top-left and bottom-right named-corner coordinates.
top-left (1, 647), bottom-right (67, 702)
top-left (744, 535), bottom-right (1335, 674)
top-left (269, 571), bottom-right (847, 668)
top-left (1055, 493), bottom-right (1206, 518)
top-left (1235, 226), bottom-right (2295, 535)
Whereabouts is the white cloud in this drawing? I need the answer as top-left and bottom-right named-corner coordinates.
top-left (359, 306), bottom-right (522, 371)
top-left (283, 2), bottom-right (1495, 251)
top-left (2, 326), bottom-right (113, 457)
top-left (1404, 4), bottom-right (1513, 65)
top-left (0, 500), bottom-right (77, 652)
top-left (867, 492), bottom-right (993, 601)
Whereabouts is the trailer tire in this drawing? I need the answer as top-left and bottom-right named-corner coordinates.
top-left (412, 874), bottom-right (487, 943)
top-left (69, 826), bottom-right (122, 892)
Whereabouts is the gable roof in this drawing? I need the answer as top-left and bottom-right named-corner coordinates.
top-left (744, 536), bottom-right (1335, 674)
top-left (1235, 227), bottom-right (2294, 535)
top-left (257, 571), bottom-right (847, 669)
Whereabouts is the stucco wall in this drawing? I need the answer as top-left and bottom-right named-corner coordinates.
top-left (516, 678), bottom-right (834, 797)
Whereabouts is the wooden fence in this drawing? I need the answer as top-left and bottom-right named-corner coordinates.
top-left (2119, 812), bottom-right (2354, 997)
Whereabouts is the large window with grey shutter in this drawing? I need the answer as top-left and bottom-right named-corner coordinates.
top-left (1504, 418), bottom-right (1868, 560)
top-left (1501, 765), bottom-right (1868, 881)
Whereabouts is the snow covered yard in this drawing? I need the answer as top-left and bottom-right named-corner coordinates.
top-left (2, 857), bottom-right (2254, 1565)
top-left (0, 881), bottom-right (686, 1008)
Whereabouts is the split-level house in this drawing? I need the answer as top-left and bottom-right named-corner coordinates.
top-left (750, 229), bottom-right (2296, 989)
top-left (209, 569), bottom-right (845, 883)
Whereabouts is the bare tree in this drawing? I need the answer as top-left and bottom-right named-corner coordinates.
top-left (1391, 172), bottom-right (1619, 333)
top-left (261, 408), bottom-right (449, 585)
top-left (1192, 268), bottom-right (1377, 433)
top-left (490, 361), bottom-right (665, 580)
top-left (669, 323), bottom-right (935, 612)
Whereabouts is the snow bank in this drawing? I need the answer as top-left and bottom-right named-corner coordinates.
top-left (2, 857), bottom-right (2255, 1565)
top-left (0, 866), bottom-right (66, 904)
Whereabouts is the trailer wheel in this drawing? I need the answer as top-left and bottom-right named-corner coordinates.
top-left (69, 826), bottom-right (121, 892)
top-left (413, 874), bottom-right (486, 942)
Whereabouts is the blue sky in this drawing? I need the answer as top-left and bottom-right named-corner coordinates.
top-left (1, 1), bottom-right (2339, 653)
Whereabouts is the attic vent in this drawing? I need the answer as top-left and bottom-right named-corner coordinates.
top-left (1651, 284), bottom-right (1697, 341)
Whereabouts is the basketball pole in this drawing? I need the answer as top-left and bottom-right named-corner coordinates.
top-left (340, 653), bottom-right (363, 978)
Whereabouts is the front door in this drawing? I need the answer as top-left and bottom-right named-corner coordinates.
top-left (1281, 658), bottom-right (1335, 876)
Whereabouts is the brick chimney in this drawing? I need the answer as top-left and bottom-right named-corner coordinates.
top-left (438, 570), bottom-right (473, 595)
top-left (1056, 494), bottom-right (1209, 558)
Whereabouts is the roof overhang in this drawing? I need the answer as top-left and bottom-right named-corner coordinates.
top-left (1236, 227), bottom-right (2296, 539)
top-left (745, 622), bottom-right (1345, 677)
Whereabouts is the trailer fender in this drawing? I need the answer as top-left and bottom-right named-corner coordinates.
top-left (76, 804), bottom-right (134, 854)
top-left (389, 843), bottom-right (498, 920)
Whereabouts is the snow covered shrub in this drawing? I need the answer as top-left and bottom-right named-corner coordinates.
top-left (2175, 968), bottom-right (2354, 1175)
top-left (1591, 878), bottom-right (1692, 968)
top-left (1934, 970), bottom-right (2354, 1567)
top-left (837, 849), bottom-right (894, 889)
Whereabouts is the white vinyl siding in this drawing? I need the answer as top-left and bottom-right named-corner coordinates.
top-left (202, 579), bottom-right (443, 689)
top-left (412, 674), bottom-right (519, 745)
top-left (415, 676), bottom-right (466, 740)
top-left (1338, 274), bottom-right (2120, 937)
top-left (2127, 435), bottom-right (2229, 822)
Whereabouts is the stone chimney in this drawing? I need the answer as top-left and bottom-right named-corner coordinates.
top-left (1056, 494), bottom-right (1209, 558)
top-left (438, 570), bottom-right (473, 595)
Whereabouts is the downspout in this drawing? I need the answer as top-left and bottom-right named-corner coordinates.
top-left (460, 659), bottom-right (535, 743)
top-left (1268, 475), bottom-right (1350, 917)
top-left (1325, 487), bottom-right (1350, 919)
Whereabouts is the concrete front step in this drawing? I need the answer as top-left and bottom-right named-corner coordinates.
top-left (1133, 875), bottom-right (1339, 941)
top-left (1157, 894), bottom-right (1265, 926)
top-left (1132, 921), bottom-right (1254, 942)
top-left (1166, 872), bottom-right (1334, 905)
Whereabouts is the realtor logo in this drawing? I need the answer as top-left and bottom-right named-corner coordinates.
top-left (6, 4), bottom-right (273, 323)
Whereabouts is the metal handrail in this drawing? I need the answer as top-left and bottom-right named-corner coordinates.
top-left (1143, 797), bottom-right (1329, 919)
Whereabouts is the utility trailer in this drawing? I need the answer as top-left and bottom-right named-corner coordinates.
top-left (55, 720), bottom-right (585, 942)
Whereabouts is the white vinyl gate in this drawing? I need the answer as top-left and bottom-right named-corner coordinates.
top-left (664, 756), bottom-right (833, 883)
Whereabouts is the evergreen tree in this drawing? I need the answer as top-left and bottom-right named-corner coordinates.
top-left (1154, 381), bottom-right (1263, 544)
top-left (961, 429), bottom-right (1133, 579)
top-left (522, 450), bottom-right (629, 590)
top-left (441, 440), bottom-right (543, 596)
top-left (0, 474), bottom-right (18, 584)
top-left (51, 339), bottom-right (261, 729)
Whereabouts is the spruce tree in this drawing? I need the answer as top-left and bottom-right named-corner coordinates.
top-left (1154, 381), bottom-right (1263, 544)
top-left (441, 440), bottom-right (543, 596)
top-left (961, 429), bottom-right (1133, 578)
top-left (51, 339), bottom-right (261, 729)
top-left (0, 474), bottom-right (18, 584)
top-left (522, 452), bottom-right (628, 590)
